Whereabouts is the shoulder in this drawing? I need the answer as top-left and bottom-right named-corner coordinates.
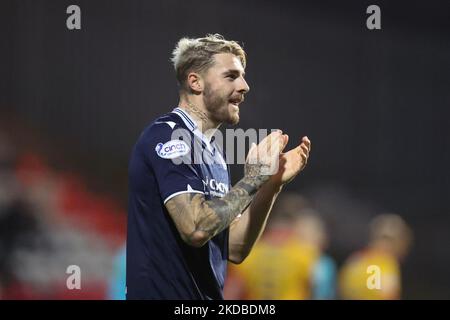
top-left (136, 112), bottom-right (192, 147)
top-left (135, 112), bottom-right (194, 161)
top-left (141, 113), bottom-right (185, 139)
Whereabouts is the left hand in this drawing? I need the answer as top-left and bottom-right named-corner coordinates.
top-left (269, 135), bottom-right (311, 186)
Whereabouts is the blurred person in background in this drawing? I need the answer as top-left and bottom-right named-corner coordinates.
top-left (293, 211), bottom-right (337, 299)
top-left (107, 244), bottom-right (126, 300)
top-left (0, 122), bottom-right (123, 299)
top-left (0, 133), bottom-right (41, 295)
top-left (225, 193), bottom-right (336, 300)
top-left (339, 213), bottom-right (413, 300)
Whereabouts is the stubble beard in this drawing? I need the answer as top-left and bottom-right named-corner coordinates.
top-left (203, 84), bottom-right (239, 126)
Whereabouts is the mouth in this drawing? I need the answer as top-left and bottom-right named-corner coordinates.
top-left (229, 97), bottom-right (244, 107)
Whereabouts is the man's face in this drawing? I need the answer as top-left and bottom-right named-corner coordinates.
top-left (201, 53), bottom-right (250, 125)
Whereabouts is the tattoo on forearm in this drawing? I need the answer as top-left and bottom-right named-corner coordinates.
top-left (166, 152), bottom-right (272, 245)
top-left (242, 162), bottom-right (271, 195)
top-left (197, 159), bottom-right (273, 236)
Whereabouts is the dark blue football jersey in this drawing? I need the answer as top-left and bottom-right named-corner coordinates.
top-left (126, 107), bottom-right (231, 300)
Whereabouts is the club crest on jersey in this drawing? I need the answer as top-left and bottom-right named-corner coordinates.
top-left (155, 140), bottom-right (190, 159)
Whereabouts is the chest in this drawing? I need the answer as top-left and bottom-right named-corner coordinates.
top-left (198, 153), bottom-right (230, 199)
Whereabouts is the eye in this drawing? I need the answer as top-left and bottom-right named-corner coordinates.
top-left (226, 74), bottom-right (237, 80)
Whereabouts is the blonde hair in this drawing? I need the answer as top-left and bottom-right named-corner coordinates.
top-left (171, 34), bottom-right (246, 90)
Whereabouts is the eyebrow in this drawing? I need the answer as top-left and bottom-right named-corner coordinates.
top-left (223, 69), bottom-right (246, 77)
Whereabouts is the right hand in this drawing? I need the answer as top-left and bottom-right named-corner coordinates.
top-left (244, 130), bottom-right (288, 181)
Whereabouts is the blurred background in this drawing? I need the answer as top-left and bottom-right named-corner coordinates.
top-left (1, 0), bottom-right (449, 299)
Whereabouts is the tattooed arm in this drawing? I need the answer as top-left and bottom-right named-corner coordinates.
top-left (227, 182), bottom-right (282, 263)
top-left (228, 135), bottom-right (312, 263)
top-left (165, 131), bottom-right (285, 248)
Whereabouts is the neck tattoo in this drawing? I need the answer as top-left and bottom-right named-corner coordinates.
top-left (185, 102), bottom-right (210, 126)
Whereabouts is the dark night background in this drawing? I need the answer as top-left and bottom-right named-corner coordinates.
top-left (1, 0), bottom-right (449, 299)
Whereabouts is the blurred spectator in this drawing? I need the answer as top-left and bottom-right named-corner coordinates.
top-left (0, 126), bottom-right (124, 299)
top-left (0, 134), bottom-right (41, 291)
top-left (107, 244), bottom-right (126, 300)
top-left (292, 212), bottom-right (337, 299)
top-left (225, 193), bottom-right (336, 300)
top-left (339, 213), bottom-right (413, 300)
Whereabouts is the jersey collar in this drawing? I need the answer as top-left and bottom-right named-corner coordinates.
top-left (172, 107), bottom-right (217, 155)
top-left (172, 107), bottom-right (197, 132)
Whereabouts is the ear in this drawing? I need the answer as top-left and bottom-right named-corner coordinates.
top-left (187, 72), bottom-right (203, 93)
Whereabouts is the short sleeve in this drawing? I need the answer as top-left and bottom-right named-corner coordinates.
top-left (143, 122), bottom-right (205, 203)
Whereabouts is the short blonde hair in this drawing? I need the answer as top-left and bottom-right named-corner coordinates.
top-left (171, 34), bottom-right (246, 90)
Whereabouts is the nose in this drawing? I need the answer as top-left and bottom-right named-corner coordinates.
top-left (237, 77), bottom-right (250, 94)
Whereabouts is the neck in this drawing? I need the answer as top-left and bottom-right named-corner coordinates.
top-left (178, 96), bottom-right (221, 139)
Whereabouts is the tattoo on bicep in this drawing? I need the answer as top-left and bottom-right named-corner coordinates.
top-left (166, 172), bottom-right (269, 243)
top-left (166, 194), bottom-right (199, 239)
